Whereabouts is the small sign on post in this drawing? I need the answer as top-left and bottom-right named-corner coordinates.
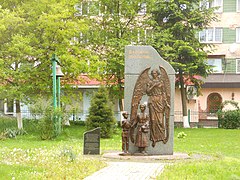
top-left (83, 128), bottom-right (100, 155)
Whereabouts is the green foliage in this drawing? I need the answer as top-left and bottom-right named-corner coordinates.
top-left (177, 131), bottom-right (187, 138)
top-left (151, 0), bottom-right (216, 116)
top-left (79, 0), bottom-right (154, 111)
top-left (217, 100), bottom-right (240, 129)
top-left (86, 87), bottom-right (116, 138)
top-left (59, 147), bottom-right (76, 162)
top-left (38, 108), bottom-right (64, 140)
top-left (0, 0), bottom-right (90, 106)
top-left (218, 110), bottom-right (240, 129)
top-left (0, 128), bottom-right (27, 139)
top-left (0, 116), bottom-right (17, 132)
top-left (0, 127), bottom-right (239, 179)
top-left (221, 100), bottom-right (239, 110)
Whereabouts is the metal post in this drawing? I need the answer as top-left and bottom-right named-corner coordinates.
top-left (51, 54), bottom-right (64, 136)
top-left (57, 77), bottom-right (61, 108)
top-left (51, 54), bottom-right (57, 109)
top-left (188, 109), bottom-right (191, 124)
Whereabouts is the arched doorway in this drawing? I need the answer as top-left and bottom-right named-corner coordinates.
top-left (207, 93), bottom-right (222, 113)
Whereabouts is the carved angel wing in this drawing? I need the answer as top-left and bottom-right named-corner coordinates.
top-left (159, 66), bottom-right (170, 104)
top-left (129, 67), bottom-right (150, 143)
top-left (130, 67), bottom-right (151, 123)
top-left (159, 66), bottom-right (171, 144)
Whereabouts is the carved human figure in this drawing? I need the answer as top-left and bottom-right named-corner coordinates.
top-left (131, 104), bottom-right (149, 154)
top-left (121, 112), bottom-right (131, 153)
top-left (146, 69), bottom-right (170, 147)
top-left (130, 66), bottom-right (171, 148)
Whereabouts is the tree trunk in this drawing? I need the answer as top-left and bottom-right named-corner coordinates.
top-left (119, 98), bottom-right (123, 111)
top-left (179, 71), bottom-right (190, 128)
top-left (16, 100), bottom-right (23, 129)
top-left (117, 76), bottom-right (124, 112)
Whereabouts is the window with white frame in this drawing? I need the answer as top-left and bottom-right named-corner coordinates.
top-left (0, 100), bottom-right (4, 113)
top-left (237, 27), bottom-right (240, 43)
top-left (138, 2), bottom-right (147, 15)
top-left (74, 1), bottom-right (100, 16)
top-left (200, 0), bottom-right (223, 12)
top-left (4, 99), bottom-right (14, 114)
top-left (207, 58), bottom-right (222, 73)
top-left (236, 59), bottom-right (240, 73)
top-left (199, 28), bottom-right (222, 43)
top-left (237, 0), bottom-right (240, 12)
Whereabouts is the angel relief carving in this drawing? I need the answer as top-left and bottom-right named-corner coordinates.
top-left (130, 66), bottom-right (171, 148)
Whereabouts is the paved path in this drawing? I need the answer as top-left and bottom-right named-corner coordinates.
top-left (84, 162), bottom-right (164, 180)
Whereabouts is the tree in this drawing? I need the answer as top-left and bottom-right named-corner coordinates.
top-left (151, 0), bottom-right (216, 127)
top-left (76, 0), bottom-right (154, 111)
top-left (0, 0), bottom-right (89, 129)
top-left (86, 86), bottom-right (116, 138)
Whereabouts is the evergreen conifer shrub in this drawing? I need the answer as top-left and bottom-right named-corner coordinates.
top-left (86, 87), bottom-right (116, 138)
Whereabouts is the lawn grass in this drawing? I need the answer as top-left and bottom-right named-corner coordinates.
top-left (0, 119), bottom-right (239, 179)
top-left (174, 128), bottom-right (240, 158)
top-left (158, 128), bottom-right (240, 180)
top-left (0, 121), bottom-right (107, 179)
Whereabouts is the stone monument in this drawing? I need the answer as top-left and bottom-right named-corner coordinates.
top-left (124, 45), bottom-right (175, 155)
top-left (83, 127), bottom-right (100, 155)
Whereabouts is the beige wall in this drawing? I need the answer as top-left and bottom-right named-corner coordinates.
top-left (206, 44), bottom-right (240, 59)
top-left (174, 87), bottom-right (240, 122)
top-left (198, 88), bottom-right (240, 111)
top-left (174, 89), bottom-right (199, 122)
top-left (212, 13), bottom-right (240, 28)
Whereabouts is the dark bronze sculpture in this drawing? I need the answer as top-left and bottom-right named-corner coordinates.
top-left (121, 112), bottom-right (131, 153)
top-left (131, 104), bottom-right (149, 154)
top-left (130, 66), bottom-right (171, 147)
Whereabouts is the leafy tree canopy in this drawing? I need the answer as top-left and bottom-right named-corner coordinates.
top-left (0, 0), bottom-right (90, 103)
top-left (75, 0), bottom-right (153, 110)
top-left (150, 0), bottom-right (217, 118)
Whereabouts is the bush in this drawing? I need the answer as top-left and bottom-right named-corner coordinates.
top-left (218, 110), bottom-right (240, 129)
top-left (177, 131), bottom-right (187, 138)
top-left (29, 99), bottom-right (66, 139)
top-left (0, 116), bottom-right (17, 132)
top-left (86, 87), bottom-right (116, 138)
top-left (0, 128), bottom-right (27, 139)
top-left (38, 108), bottom-right (63, 140)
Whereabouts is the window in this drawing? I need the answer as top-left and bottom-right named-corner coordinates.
top-left (207, 93), bottom-right (222, 113)
top-left (207, 58), bottom-right (222, 73)
top-left (74, 1), bottom-right (100, 16)
top-left (236, 59), bottom-right (240, 73)
top-left (0, 100), bottom-right (4, 113)
top-left (237, 0), bottom-right (240, 12)
top-left (199, 28), bottom-right (222, 43)
top-left (200, 0), bottom-right (223, 12)
top-left (138, 2), bottom-right (147, 15)
top-left (237, 28), bottom-right (240, 43)
top-left (6, 99), bottom-right (14, 113)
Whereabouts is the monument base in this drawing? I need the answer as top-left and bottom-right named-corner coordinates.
top-left (104, 152), bottom-right (190, 160)
top-left (119, 152), bottom-right (131, 156)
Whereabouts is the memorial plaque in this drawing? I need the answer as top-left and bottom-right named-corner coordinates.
top-left (83, 127), bottom-right (100, 155)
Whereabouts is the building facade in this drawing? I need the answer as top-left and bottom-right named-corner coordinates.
top-left (174, 0), bottom-right (240, 127)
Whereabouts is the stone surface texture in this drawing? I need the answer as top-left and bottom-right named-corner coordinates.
top-left (84, 162), bottom-right (164, 180)
top-left (124, 45), bottom-right (175, 155)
